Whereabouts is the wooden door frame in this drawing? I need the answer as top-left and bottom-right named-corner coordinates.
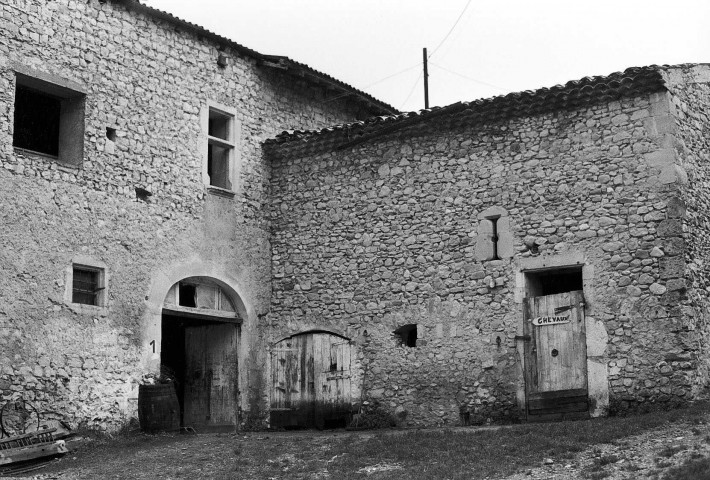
top-left (514, 256), bottom-right (609, 419)
top-left (160, 310), bottom-right (241, 432)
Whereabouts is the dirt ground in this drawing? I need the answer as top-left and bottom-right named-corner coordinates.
top-left (2, 409), bottom-right (709, 480)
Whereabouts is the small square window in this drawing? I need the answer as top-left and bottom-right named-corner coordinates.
top-left (72, 266), bottom-right (104, 306)
top-left (206, 108), bottom-right (235, 191)
top-left (13, 73), bottom-right (85, 166)
top-left (394, 324), bottom-right (418, 347)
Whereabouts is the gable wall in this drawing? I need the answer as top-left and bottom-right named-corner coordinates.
top-left (0, 0), bottom-right (362, 429)
top-left (269, 92), bottom-right (697, 426)
top-left (663, 64), bottom-right (710, 397)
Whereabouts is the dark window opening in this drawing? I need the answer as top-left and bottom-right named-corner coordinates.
top-left (394, 324), bottom-right (417, 347)
top-left (329, 361), bottom-right (338, 372)
top-left (207, 144), bottom-right (231, 189)
top-left (106, 127), bottom-right (117, 141)
top-left (72, 266), bottom-right (102, 306)
top-left (13, 85), bottom-right (60, 156)
top-left (208, 110), bottom-right (230, 140)
top-left (178, 283), bottom-right (197, 308)
top-left (12, 73), bottom-right (85, 166)
top-left (488, 216), bottom-right (500, 260)
top-left (526, 267), bottom-right (583, 297)
top-left (206, 108), bottom-right (233, 190)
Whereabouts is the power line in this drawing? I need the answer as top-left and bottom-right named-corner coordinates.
top-left (362, 63), bottom-right (421, 90)
top-left (429, 62), bottom-right (510, 92)
top-left (399, 71), bottom-right (424, 110)
top-left (428, 0), bottom-right (473, 59)
top-left (320, 63), bottom-right (421, 106)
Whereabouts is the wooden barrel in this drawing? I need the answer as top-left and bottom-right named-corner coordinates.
top-left (138, 384), bottom-right (180, 433)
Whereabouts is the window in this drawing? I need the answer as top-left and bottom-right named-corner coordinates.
top-left (72, 266), bottom-right (104, 306)
top-left (475, 206), bottom-right (513, 261)
top-left (206, 107), bottom-right (235, 190)
top-left (394, 324), bottom-right (418, 347)
top-left (13, 72), bottom-right (85, 166)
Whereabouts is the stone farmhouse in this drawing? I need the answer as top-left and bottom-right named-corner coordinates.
top-left (1, 0), bottom-right (709, 431)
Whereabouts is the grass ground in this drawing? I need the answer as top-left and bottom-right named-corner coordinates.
top-left (33, 402), bottom-right (710, 480)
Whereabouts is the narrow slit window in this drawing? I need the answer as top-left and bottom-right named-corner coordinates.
top-left (490, 216), bottom-right (500, 260)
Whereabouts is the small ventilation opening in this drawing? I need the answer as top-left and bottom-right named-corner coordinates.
top-left (394, 324), bottom-right (417, 347)
top-left (106, 127), bottom-right (117, 141)
top-left (525, 267), bottom-right (583, 297)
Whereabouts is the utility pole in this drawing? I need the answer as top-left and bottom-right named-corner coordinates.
top-left (423, 48), bottom-right (429, 109)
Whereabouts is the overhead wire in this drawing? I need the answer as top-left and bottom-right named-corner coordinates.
top-left (399, 71), bottom-right (424, 110)
top-left (427, 0), bottom-right (473, 59)
top-left (429, 62), bottom-right (510, 92)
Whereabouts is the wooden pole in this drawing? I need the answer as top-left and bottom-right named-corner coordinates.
top-left (423, 48), bottom-right (429, 109)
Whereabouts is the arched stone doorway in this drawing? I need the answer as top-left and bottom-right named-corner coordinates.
top-left (161, 276), bottom-right (242, 432)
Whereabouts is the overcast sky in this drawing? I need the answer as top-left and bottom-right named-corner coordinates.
top-left (142, 0), bottom-right (710, 113)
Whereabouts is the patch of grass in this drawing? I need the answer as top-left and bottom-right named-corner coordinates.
top-left (662, 456), bottom-right (710, 480)
top-left (658, 445), bottom-right (686, 458)
top-left (38, 401), bottom-right (710, 480)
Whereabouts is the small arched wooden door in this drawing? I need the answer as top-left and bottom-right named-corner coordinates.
top-left (270, 332), bottom-right (354, 429)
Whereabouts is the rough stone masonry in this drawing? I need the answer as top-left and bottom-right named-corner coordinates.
top-left (0, 0), bottom-right (389, 430)
top-left (2, 0), bottom-right (710, 431)
top-left (267, 65), bottom-right (710, 426)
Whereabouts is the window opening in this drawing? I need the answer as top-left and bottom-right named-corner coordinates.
top-left (72, 266), bottom-right (103, 306)
top-left (13, 85), bottom-right (61, 156)
top-left (394, 324), bottom-right (417, 347)
top-left (526, 267), bottom-right (583, 297)
top-left (489, 216), bottom-right (500, 260)
top-left (207, 108), bottom-right (234, 190)
top-left (13, 73), bottom-right (85, 166)
top-left (178, 283), bottom-right (197, 308)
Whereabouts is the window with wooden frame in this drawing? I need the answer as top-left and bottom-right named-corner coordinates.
top-left (206, 107), bottom-right (235, 191)
top-left (13, 73), bottom-right (85, 166)
top-left (71, 265), bottom-right (105, 306)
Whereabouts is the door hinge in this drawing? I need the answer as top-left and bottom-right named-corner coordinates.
top-left (515, 335), bottom-right (531, 342)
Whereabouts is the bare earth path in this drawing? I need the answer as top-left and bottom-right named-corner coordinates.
top-left (1, 408), bottom-right (709, 480)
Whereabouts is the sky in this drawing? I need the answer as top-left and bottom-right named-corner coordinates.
top-left (142, 0), bottom-right (710, 113)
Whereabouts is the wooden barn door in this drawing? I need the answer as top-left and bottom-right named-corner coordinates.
top-left (183, 324), bottom-right (238, 432)
top-left (524, 290), bottom-right (589, 420)
top-left (270, 332), bottom-right (353, 429)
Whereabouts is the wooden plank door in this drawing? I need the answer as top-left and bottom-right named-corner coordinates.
top-left (524, 290), bottom-right (588, 418)
top-left (183, 324), bottom-right (238, 431)
top-left (270, 332), bottom-right (352, 428)
top-left (313, 335), bottom-right (353, 428)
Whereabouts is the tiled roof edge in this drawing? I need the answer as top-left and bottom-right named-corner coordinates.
top-left (265, 65), bottom-right (674, 157)
top-left (113, 0), bottom-right (398, 115)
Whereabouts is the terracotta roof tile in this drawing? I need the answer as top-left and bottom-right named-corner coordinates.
top-left (265, 65), bottom-right (673, 156)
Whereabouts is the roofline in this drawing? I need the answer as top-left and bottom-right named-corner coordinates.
top-left (112, 0), bottom-right (398, 116)
top-left (265, 65), bottom-right (673, 157)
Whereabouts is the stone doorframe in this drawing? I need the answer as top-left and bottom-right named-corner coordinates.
top-left (140, 259), bottom-right (256, 414)
top-left (513, 252), bottom-right (609, 418)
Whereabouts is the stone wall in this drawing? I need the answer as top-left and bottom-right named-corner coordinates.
top-left (663, 64), bottom-right (710, 397)
top-left (269, 91), bottom-right (700, 425)
top-left (0, 0), bottom-right (363, 429)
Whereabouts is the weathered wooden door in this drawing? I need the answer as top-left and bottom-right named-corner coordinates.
top-left (524, 290), bottom-right (589, 419)
top-left (183, 324), bottom-right (238, 432)
top-left (270, 332), bottom-right (353, 429)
